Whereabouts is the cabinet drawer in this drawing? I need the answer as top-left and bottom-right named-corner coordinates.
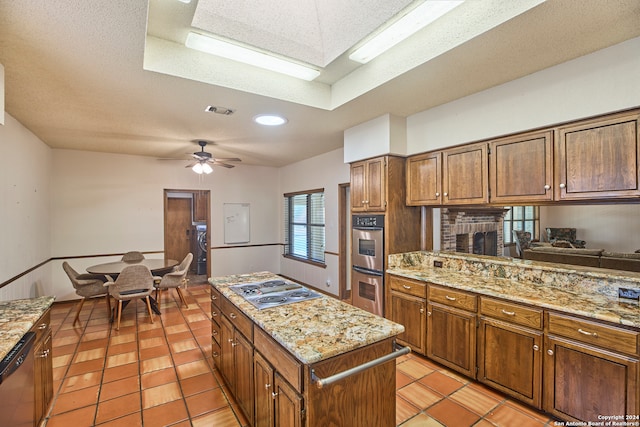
top-left (211, 286), bottom-right (221, 304)
top-left (211, 316), bottom-right (220, 345)
top-left (211, 301), bottom-right (221, 322)
top-left (389, 276), bottom-right (427, 298)
top-left (429, 285), bottom-right (477, 312)
top-left (221, 297), bottom-right (253, 341)
top-left (254, 326), bottom-right (302, 393)
top-left (480, 297), bottom-right (542, 330)
top-left (30, 310), bottom-right (51, 343)
top-left (547, 312), bottom-right (639, 356)
top-left (212, 339), bottom-right (221, 369)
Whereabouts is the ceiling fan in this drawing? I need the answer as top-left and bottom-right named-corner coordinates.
top-left (185, 140), bottom-right (241, 174)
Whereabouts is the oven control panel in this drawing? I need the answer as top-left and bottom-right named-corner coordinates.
top-left (353, 215), bottom-right (384, 228)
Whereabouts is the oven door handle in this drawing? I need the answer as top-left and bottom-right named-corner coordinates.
top-left (353, 226), bottom-right (384, 231)
top-left (353, 266), bottom-right (383, 276)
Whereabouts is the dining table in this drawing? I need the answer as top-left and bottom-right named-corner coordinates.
top-left (86, 258), bottom-right (179, 316)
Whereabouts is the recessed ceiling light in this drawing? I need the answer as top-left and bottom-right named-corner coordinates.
top-left (254, 114), bottom-right (287, 126)
top-left (205, 105), bottom-right (235, 115)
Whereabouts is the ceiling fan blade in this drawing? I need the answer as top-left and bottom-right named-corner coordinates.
top-left (213, 157), bottom-right (241, 162)
top-left (211, 161), bottom-right (235, 168)
top-left (185, 163), bottom-right (197, 168)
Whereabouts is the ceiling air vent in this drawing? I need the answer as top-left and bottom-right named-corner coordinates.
top-left (205, 105), bottom-right (235, 115)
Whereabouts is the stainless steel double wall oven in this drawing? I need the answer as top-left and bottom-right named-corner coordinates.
top-left (351, 215), bottom-right (385, 316)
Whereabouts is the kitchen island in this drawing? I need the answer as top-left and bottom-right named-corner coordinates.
top-left (209, 271), bottom-right (406, 427)
top-left (0, 296), bottom-right (55, 360)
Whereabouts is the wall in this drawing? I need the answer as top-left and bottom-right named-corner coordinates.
top-left (343, 114), bottom-right (406, 163)
top-left (279, 148), bottom-right (350, 296)
top-left (0, 114), bottom-right (52, 300)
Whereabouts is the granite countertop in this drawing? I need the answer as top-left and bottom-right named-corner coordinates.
top-left (0, 296), bottom-right (55, 360)
top-left (209, 272), bottom-right (404, 365)
top-left (388, 267), bottom-right (640, 329)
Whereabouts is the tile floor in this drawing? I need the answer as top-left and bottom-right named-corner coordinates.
top-left (43, 277), bottom-right (557, 427)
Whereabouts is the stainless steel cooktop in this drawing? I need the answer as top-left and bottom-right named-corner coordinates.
top-left (229, 279), bottom-right (323, 310)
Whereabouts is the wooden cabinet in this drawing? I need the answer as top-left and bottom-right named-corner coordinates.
top-left (351, 157), bottom-right (386, 212)
top-left (544, 312), bottom-right (639, 422)
top-left (427, 285), bottom-right (477, 378)
top-left (442, 142), bottom-right (488, 205)
top-left (406, 152), bottom-right (442, 205)
top-left (489, 130), bottom-right (554, 203)
top-left (388, 275), bottom-right (426, 353)
top-left (211, 287), bottom-right (222, 370)
top-left (254, 352), bottom-right (276, 427)
top-left (32, 310), bottom-right (52, 427)
top-left (556, 110), bottom-right (640, 201)
top-left (477, 297), bottom-right (543, 408)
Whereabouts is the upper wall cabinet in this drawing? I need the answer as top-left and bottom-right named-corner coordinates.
top-left (489, 130), bottom-right (554, 204)
top-left (555, 110), bottom-right (640, 201)
top-left (406, 152), bottom-right (442, 206)
top-left (442, 142), bottom-right (489, 205)
top-left (351, 157), bottom-right (386, 212)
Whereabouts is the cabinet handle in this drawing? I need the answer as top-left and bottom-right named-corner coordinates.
top-left (445, 295), bottom-right (456, 301)
top-left (559, 183), bottom-right (566, 189)
top-left (501, 309), bottom-right (515, 316)
top-left (38, 323), bottom-right (48, 330)
top-left (272, 392), bottom-right (279, 399)
top-left (435, 192), bottom-right (440, 197)
top-left (231, 341), bottom-right (238, 347)
top-left (212, 330), bottom-right (218, 336)
top-left (265, 383), bottom-right (271, 389)
top-left (578, 328), bottom-right (598, 337)
top-left (547, 349), bottom-right (554, 356)
top-left (212, 311), bottom-right (218, 317)
top-left (213, 351), bottom-right (219, 358)
top-left (229, 313), bottom-right (237, 319)
top-left (402, 285), bottom-right (411, 290)
top-left (37, 349), bottom-right (50, 358)
top-left (228, 338), bottom-right (234, 343)
top-left (211, 295), bottom-right (217, 300)
top-left (533, 345), bottom-right (539, 351)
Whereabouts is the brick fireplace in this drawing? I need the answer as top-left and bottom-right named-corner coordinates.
top-left (441, 208), bottom-right (509, 256)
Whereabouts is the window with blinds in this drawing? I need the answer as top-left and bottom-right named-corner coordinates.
top-left (283, 189), bottom-right (325, 265)
top-left (504, 206), bottom-right (540, 244)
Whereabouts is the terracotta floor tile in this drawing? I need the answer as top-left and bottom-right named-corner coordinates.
top-left (176, 359), bottom-right (212, 379)
top-left (397, 358), bottom-right (436, 380)
top-left (485, 402), bottom-right (546, 427)
top-left (77, 338), bottom-right (109, 352)
top-left (102, 362), bottom-right (139, 383)
top-left (142, 382), bottom-right (182, 409)
top-left (142, 399), bottom-right (189, 427)
top-left (107, 340), bottom-right (138, 356)
top-left (73, 347), bottom-right (106, 363)
top-left (503, 401), bottom-right (554, 424)
top-left (166, 330), bottom-right (194, 343)
top-left (185, 388), bottom-right (229, 417)
top-left (52, 353), bottom-right (73, 369)
top-left (399, 413), bottom-right (445, 427)
top-left (53, 342), bottom-right (78, 356)
top-left (180, 372), bottom-right (219, 396)
top-left (397, 382), bottom-right (444, 410)
top-left (53, 366), bottom-right (69, 381)
top-left (99, 375), bottom-right (140, 402)
top-left (53, 334), bottom-right (83, 347)
top-left (139, 344), bottom-right (171, 360)
top-left (449, 384), bottom-right (501, 416)
top-left (185, 313), bottom-right (208, 323)
top-left (139, 336), bottom-right (166, 349)
top-left (170, 338), bottom-right (198, 353)
top-left (51, 385), bottom-right (100, 415)
top-left (94, 411), bottom-right (143, 427)
top-left (191, 406), bottom-right (241, 427)
top-left (396, 371), bottom-right (414, 389)
top-left (109, 333), bottom-right (136, 345)
top-left (172, 348), bottom-right (205, 366)
top-left (60, 371), bottom-right (103, 394)
top-left (81, 330), bottom-right (109, 342)
top-left (137, 327), bottom-right (165, 340)
top-left (396, 396), bottom-right (421, 425)
top-left (141, 366), bottom-right (178, 389)
top-left (419, 370), bottom-right (465, 397)
top-left (106, 351), bottom-right (137, 368)
top-left (426, 398), bottom-right (481, 427)
top-left (163, 324), bottom-right (189, 334)
top-left (46, 404), bottom-right (97, 427)
top-left (141, 355), bottom-right (173, 374)
top-left (467, 381), bottom-right (507, 401)
top-left (67, 358), bottom-right (106, 376)
top-left (95, 391), bottom-right (141, 424)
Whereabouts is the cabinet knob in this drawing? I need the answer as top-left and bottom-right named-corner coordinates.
top-left (533, 345), bottom-right (539, 351)
top-left (212, 330), bottom-right (218, 336)
top-left (231, 342), bottom-right (238, 347)
top-left (229, 313), bottom-right (237, 319)
top-left (443, 192), bottom-right (448, 197)
top-left (361, 200), bottom-right (366, 204)
top-left (435, 192), bottom-right (440, 197)
top-left (547, 349), bottom-right (554, 356)
top-left (544, 184), bottom-right (550, 190)
top-left (213, 351), bottom-right (219, 358)
top-left (427, 311), bottom-right (432, 316)
top-left (419, 307), bottom-right (424, 314)
top-left (212, 311), bottom-right (218, 317)
top-left (272, 392), bottom-right (279, 399)
top-left (37, 349), bottom-right (50, 358)
top-left (228, 338), bottom-right (234, 343)
top-left (559, 183), bottom-right (566, 189)
top-left (211, 295), bottom-right (217, 300)
top-left (265, 383), bottom-right (271, 389)
top-left (38, 323), bottom-right (48, 330)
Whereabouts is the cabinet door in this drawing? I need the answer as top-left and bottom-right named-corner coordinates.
top-left (350, 161), bottom-right (367, 212)
top-left (489, 131), bottom-right (553, 203)
top-left (442, 143), bottom-right (489, 205)
top-left (406, 152), bottom-right (442, 205)
top-left (274, 373), bottom-right (303, 427)
top-left (254, 352), bottom-right (275, 427)
top-left (235, 331), bottom-right (255, 426)
top-left (544, 335), bottom-right (639, 422)
top-left (365, 157), bottom-right (386, 211)
top-left (427, 302), bottom-right (476, 378)
top-left (556, 110), bottom-right (640, 200)
top-left (34, 330), bottom-right (53, 426)
top-left (477, 318), bottom-right (542, 408)
top-left (390, 291), bottom-right (426, 354)
top-left (219, 316), bottom-right (235, 389)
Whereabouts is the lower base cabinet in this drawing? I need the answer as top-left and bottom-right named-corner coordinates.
top-left (33, 309), bottom-right (53, 427)
top-left (254, 352), bottom-right (304, 427)
top-left (427, 302), bottom-right (476, 378)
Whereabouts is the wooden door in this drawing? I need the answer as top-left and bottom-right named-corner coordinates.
top-left (365, 157), bottom-right (386, 211)
top-left (477, 318), bottom-right (542, 408)
top-left (406, 152), bottom-right (442, 205)
top-left (350, 161), bottom-right (367, 212)
top-left (427, 302), bottom-right (477, 378)
top-left (165, 197), bottom-right (192, 262)
top-left (235, 331), bottom-right (255, 425)
top-left (442, 143), bottom-right (489, 205)
top-left (544, 335), bottom-right (639, 422)
top-left (274, 373), bottom-right (303, 427)
top-left (34, 330), bottom-right (53, 426)
top-left (254, 352), bottom-right (275, 427)
top-left (390, 291), bottom-right (426, 354)
top-left (556, 110), bottom-right (640, 200)
top-left (489, 131), bottom-right (553, 203)
top-left (219, 316), bottom-right (234, 390)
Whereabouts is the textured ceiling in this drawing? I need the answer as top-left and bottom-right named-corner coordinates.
top-left (1, 0), bottom-right (639, 167)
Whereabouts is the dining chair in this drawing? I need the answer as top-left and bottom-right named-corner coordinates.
top-left (154, 253), bottom-right (193, 308)
top-left (121, 251), bottom-right (145, 262)
top-left (62, 262), bottom-right (111, 325)
top-left (104, 264), bottom-right (155, 330)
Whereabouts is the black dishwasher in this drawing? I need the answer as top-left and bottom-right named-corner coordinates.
top-left (0, 332), bottom-right (36, 427)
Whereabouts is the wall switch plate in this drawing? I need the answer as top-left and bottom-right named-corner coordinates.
top-left (618, 287), bottom-right (640, 300)
top-left (433, 260), bottom-right (443, 268)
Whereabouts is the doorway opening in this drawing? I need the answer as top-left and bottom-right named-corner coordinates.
top-left (339, 183), bottom-right (351, 300)
top-left (163, 189), bottom-right (211, 278)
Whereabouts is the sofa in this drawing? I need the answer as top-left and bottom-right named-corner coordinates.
top-left (523, 247), bottom-right (640, 273)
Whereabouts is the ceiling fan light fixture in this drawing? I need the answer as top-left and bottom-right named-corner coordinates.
top-left (192, 163), bottom-right (204, 174)
top-left (254, 114), bottom-right (287, 126)
top-left (349, 0), bottom-right (465, 64)
top-left (185, 32), bottom-right (321, 81)
top-left (202, 163), bottom-right (213, 174)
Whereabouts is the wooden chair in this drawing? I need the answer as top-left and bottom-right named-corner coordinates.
top-left (104, 264), bottom-right (155, 330)
top-left (62, 262), bottom-right (111, 325)
top-left (154, 253), bottom-right (193, 308)
top-left (121, 251), bottom-right (145, 262)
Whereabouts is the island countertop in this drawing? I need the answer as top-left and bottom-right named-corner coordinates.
top-left (209, 271), bottom-right (404, 364)
top-left (0, 296), bottom-right (55, 360)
